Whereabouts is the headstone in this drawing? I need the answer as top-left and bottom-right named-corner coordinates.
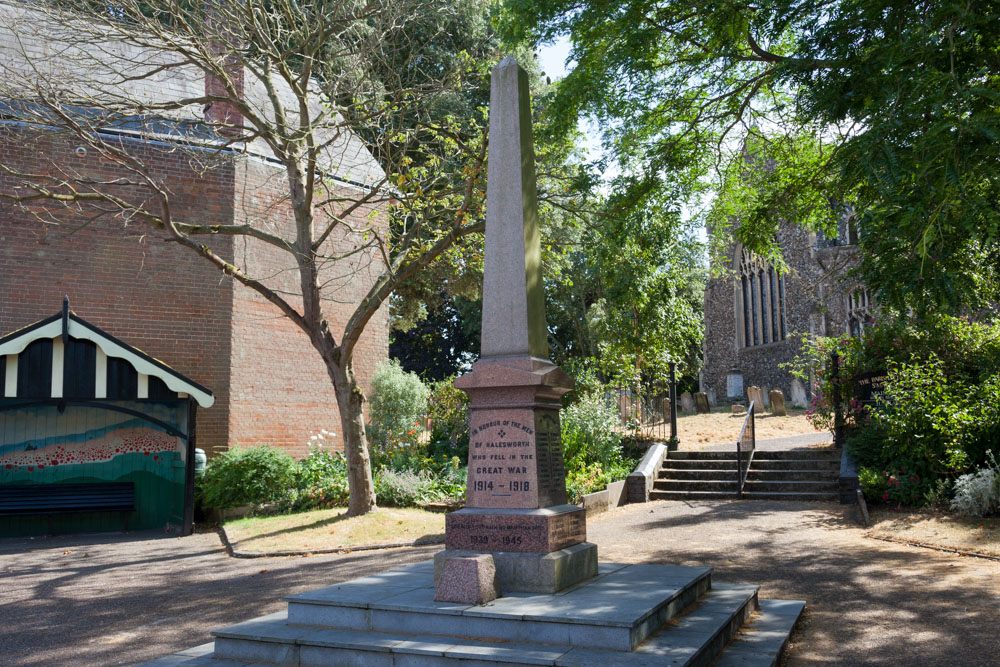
top-left (726, 368), bottom-right (743, 399)
top-left (619, 393), bottom-right (632, 421)
top-left (768, 389), bottom-right (787, 416)
top-left (661, 398), bottom-right (672, 422)
top-left (706, 387), bottom-right (717, 406)
top-left (680, 391), bottom-right (695, 414)
top-left (747, 386), bottom-right (766, 413)
top-left (693, 392), bottom-right (710, 414)
top-left (442, 57), bottom-right (596, 594)
top-left (732, 404), bottom-right (747, 415)
top-left (434, 554), bottom-right (500, 605)
top-left (789, 378), bottom-right (808, 408)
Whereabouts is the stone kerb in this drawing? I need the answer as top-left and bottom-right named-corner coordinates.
top-left (627, 442), bottom-right (669, 503)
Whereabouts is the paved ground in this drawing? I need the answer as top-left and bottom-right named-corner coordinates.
top-left (2, 499), bottom-right (998, 666)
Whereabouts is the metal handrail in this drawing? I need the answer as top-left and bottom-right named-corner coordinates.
top-left (736, 400), bottom-right (756, 498)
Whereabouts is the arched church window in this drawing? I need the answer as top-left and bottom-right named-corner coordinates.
top-left (736, 248), bottom-right (786, 349)
top-left (847, 288), bottom-right (873, 336)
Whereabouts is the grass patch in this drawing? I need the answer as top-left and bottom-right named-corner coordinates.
top-left (224, 507), bottom-right (445, 554)
top-left (868, 510), bottom-right (1000, 557)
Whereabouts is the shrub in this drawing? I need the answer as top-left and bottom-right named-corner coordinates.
top-left (426, 378), bottom-right (470, 463)
top-left (291, 447), bottom-right (350, 510)
top-left (565, 459), bottom-right (635, 504)
top-left (367, 359), bottom-right (429, 450)
top-left (199, 446), bottom-right (297, 509)
top-left (951, 453), bottom-right (1000, 517)
top-left (561, 391), bottom-right (623, 467)
top-left (375, 469), bottom-right (435, 507)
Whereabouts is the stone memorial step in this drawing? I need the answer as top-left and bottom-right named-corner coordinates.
top-left (653, 449), bottom-right (841, 501)
top-left (146, 560), bottom-right (803, 667)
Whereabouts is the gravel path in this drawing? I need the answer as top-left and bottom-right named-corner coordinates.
top-left (680, 432), bottom-right (834, 451)
top-left (587, 500), bottom-right (1000, 666)
top-left (2, 500), bottom-right (997, 666)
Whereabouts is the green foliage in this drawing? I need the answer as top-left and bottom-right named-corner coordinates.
top-left (950, 453), bottom-right (1000, 517)
top-left (788, 315), bottom-right (1000, 507)
top-left (375, 464), bottom-right (467, 507)
top-left (565, 459), bottom-right (634, 504)
top-left (561, 391), bottom-right (623, 466)
top-left (503, 0), bottom-right (1000, 314)
top-left (199, 446), bottom-right (298, 510)
top-left (290, 447), bottom-right (351, 511)
top-left (426, 377), bottom-right (471, 463)
top-left (367, 359), bottom-right (430, 451)
top-left (858, 466), bottom-right (887, 503)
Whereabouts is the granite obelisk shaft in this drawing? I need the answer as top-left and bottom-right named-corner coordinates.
top-left (481, 56), bottom-right (548, 361)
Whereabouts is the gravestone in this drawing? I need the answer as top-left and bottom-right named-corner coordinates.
top-left (769, 389), bottom-right (787, 416)
top-left (440, 57), bottom-right (597, 594)
top-left (693, 391), bottom-right (710, 413)
top-left (789, 378), bottom-right (808, 408)
top-left (747, 386), bottom-right (766, 413)
top-left (680, 391), bottom-right (695, 414)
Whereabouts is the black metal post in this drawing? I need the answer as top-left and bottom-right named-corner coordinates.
top-left (183, 398), bottom-right (197, 536)
top-left (668, 362), bottom-right (678, 445)
top-left (831, 351), bottom-right (845, 446)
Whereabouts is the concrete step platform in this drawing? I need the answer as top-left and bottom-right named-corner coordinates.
top-left (749, 459), bottom-right (839, 470)
top-left (650, 491), bottom-right (740, 501)
top-left (662, 460), bottom-right (740, 471)
top-left (654, 481), bottom-right (741, 493)
top-left (145, 561), bottom-right (803, 667)
top-left (748, 449), bottom-right (840, 461)
top-left (659, 469), bottom-right (739, 481)
top-left (712, 600), bottom-right (806, 667)
top-left (745, 469), bottom-right (838, 481)
top-left (742, 480), bottom-right (838, 493)
top-left (740, 491), bottom-right (838, 502)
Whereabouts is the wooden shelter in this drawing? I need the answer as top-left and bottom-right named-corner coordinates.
top-left (0, 299), bottom-right (213, 536)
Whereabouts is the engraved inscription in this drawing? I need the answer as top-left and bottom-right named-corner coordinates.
top-left (534, 410), bottom-right (567, 505)
top-left (467, 415), bottom-right (538, 507)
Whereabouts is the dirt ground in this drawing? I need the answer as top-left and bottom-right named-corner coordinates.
top-left (2, 500), bottom-right (998, 666)
top-left (867, 509), bottom-right (1000, 558)
top-left (675, 408), bottom-right (824, 445)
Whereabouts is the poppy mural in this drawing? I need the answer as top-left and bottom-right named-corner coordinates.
top-left (0, 300), bottom-right (212, 537)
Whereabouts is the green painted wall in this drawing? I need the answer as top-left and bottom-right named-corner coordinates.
top-left (0, 402), bottom-right (188, 536)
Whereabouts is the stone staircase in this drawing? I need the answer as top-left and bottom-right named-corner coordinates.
top-left (651, 448), bottom-right (841, 502)
top-left (146, 560), bottom-right (804, 667)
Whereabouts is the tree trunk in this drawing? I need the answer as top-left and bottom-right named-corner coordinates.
top-left (329, 361), bottom-right (377, 516)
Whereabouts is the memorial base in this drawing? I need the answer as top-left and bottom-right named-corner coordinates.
top-left (435, 541), bottom-right (598, 594)
top-left (445, 504), bottom-right (587, 553)
top-left (146, 560), bottom-right (805, 667)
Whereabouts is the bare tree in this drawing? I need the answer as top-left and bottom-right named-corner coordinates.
top-left (0, 0), bottom-right (490, 515)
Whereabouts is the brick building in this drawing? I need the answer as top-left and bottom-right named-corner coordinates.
top-left (0, 4), bottom-right (388, 456)
top-left (701, 216), bottom-right (870, 409)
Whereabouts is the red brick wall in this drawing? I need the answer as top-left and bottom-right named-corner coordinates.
top-left (227, 160), bottom-right (388, 457)
top-left (0, 128), bottom-right (389, 457)
top-left (0, 127), bottom-right (236, 450)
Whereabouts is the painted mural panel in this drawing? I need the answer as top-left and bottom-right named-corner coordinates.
top-left (0, 402), bottom-right (187, 536)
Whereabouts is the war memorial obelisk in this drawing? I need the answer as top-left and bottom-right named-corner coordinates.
top-left (150, 56), bottom-right (804, 667)
top-left (435, 56), bottom-right (597, 594)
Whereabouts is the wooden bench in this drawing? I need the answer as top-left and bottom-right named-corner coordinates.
top-left (0, 482), bottom-right (136, 531)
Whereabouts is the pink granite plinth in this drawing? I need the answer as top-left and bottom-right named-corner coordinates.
top-left (445, 505), bottom-right (586, 553)
top-left (434, 554), bottom-right (500, 605)
top-left (456, 358), bottom-right (574, 510)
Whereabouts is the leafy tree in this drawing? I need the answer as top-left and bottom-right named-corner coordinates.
top-left (503, 0), bottom-right (1000, 315)
top-left (0, 0), bottom-right (497, 516)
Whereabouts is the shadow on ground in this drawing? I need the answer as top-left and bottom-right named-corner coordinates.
top-left (589, 499), bottom-right (1000, 666)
